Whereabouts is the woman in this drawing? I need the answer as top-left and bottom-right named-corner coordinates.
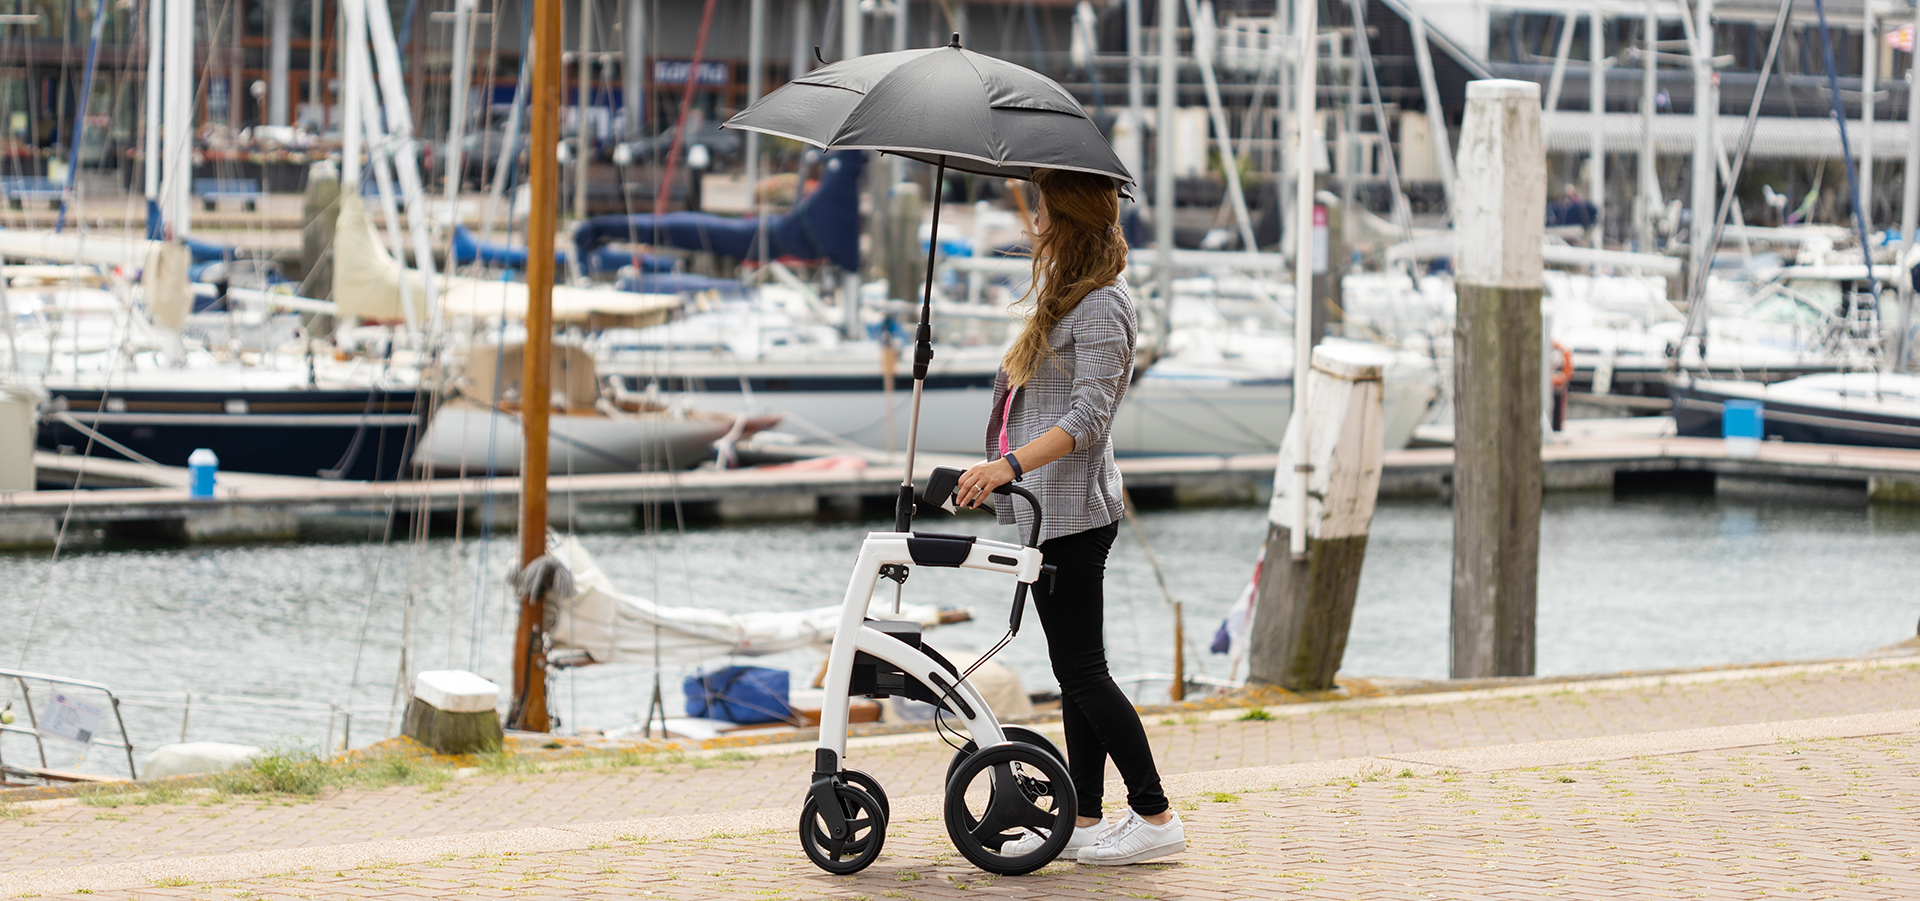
top-left (953, 168), bottom-right (1185, 866)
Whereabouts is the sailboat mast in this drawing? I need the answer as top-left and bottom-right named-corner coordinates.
top-left (1901, 16), bottom-right (1920, 370)
top-left (1287, 0), bottom-right (1316, 559)
top-left (573, 0), bottom-right (592, 222)
top-left (144, 0), bottom-right (163, 234)
top-left (511, 0), bottom-right (562, 735)
top-left (161, 0), bottom-right (193, 236)
top-left (1153, 0), bottom-right (1176, 348)
top-left (443, 0), bottom-right (475, 230)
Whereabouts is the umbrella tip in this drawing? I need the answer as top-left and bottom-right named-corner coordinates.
top-left (949, 32), bottom-right (962, 49)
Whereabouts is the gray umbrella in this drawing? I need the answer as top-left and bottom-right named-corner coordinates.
top-left (724, 35), bottom-right (1132, 185)
top-left (723, 34), bottom-right (1129, 531)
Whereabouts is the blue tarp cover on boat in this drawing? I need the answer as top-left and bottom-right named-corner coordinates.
top-left (573, 150), bottom-right (864, 274)
top-left (451, 225), bottom-right (679, 274)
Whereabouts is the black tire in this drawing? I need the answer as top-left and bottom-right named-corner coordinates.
top-left (944, 725), bottom-right (1066, 788)
top-left (799, 782), bottom-right (887, 874)
top-left (840, 768), bottom-right (891, 821)
top-left (943, 741), bottom-right (1076, 876)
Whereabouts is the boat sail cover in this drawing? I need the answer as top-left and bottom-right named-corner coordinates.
top-left (543, 536), bottom-right (958, 668)
top-left (332, 195), bottom-right (680, 325)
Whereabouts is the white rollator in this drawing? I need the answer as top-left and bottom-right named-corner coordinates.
top-left (800, 467), bottom-right (1077, 875)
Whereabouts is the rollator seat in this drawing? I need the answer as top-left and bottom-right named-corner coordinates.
top-left (850, 619), bottom-right (962, 713)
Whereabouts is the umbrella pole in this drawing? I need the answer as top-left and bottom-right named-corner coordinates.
top-left (894, 158), bottom-right (946, 533)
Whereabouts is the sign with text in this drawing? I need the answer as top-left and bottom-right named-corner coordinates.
top-left (43, 693), bottom-right (103, 745)
top-left (653, 59), bottom-right (730, 87)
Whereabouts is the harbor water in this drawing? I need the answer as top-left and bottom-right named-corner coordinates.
top-left (3, 481), bottom-right (1916, 776)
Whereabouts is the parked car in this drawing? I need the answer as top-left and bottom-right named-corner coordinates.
top-left (618, 121), bottom-right (742, 168)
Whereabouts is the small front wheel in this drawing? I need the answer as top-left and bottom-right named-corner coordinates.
top-left (840, 768), bottom-right (891, 820)
top-left (799, 782), bottom-right (888, 874)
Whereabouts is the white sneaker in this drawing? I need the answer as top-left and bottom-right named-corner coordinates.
top-left (1076, 810), bottom-right (1185, 865)
top-left (1001, 819), bottom-right (1107, 857)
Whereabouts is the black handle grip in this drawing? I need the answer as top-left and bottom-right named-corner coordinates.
top-left (923, 466), bottom-right (963, 508)
top-left (920, 467), bottom-right (1044, 547)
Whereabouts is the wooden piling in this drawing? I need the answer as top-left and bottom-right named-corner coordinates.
top-left (1247, 344), bottom-right (1388, 692)
top-left (1449, 80), bottom-right (1546, 679)
top-left (885, 181), bottom-right (924, 304)
top-left (1309, 176), bottom-right (1345, 342)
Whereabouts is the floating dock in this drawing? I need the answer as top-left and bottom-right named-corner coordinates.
top-left (6, 430), bottom-right (1919, 547)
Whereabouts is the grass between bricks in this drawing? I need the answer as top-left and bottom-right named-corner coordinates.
top-left (71, 743), bottom-right (767, 807)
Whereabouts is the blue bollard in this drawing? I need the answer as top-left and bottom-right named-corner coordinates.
top-left (1722, 399), bottom-right (1764, 458)
top-left (188, 448), bottom-right (219, 497)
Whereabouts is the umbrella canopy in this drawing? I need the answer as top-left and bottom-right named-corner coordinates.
top-left (724, 34), bottom-right (1132, 187)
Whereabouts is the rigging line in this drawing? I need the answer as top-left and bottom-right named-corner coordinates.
top-left (467, 313), bottom-right (512, 673)
top-left (651, 0), bottom-right (719, 219)
top-left (478, 0), bottom-right (532, 250)
top-left (638, 347), bottom-right (665, 739)
top-left (455, 0), bottom-right (504, 283)
top-left (1811, 0), bottom-right (1879, 284)
top-left (1681, 0), bottom-right (1796, 354)
top-left (344, 493), bottom-right (401, 725)
top-left (17, 285), bottom-right (143, 670)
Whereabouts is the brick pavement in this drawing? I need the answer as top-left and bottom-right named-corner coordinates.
top-left (10, 709), bottom-right (1920, 899)
top-left (2, 658), bottom-right (1918, 895)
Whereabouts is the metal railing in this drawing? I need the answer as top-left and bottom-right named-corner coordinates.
top-left (0, 668), bottom-right (138, 781)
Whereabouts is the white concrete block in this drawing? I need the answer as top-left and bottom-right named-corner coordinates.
top-left (412, 670), bottom-right (501, 713)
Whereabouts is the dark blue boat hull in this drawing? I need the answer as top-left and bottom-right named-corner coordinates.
top-left (1669, 380), bottom-right (1920, 450)
top-left (37, 387), bottom-right (425, 482)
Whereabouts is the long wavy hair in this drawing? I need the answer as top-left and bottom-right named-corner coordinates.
top-left (1002, 169), bottom-right (1128, 386)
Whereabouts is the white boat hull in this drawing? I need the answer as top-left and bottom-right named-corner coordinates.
top-left (1113, 372), bottom-right (1435, 455)
top-left (413, 401), bottom-right (732, 474)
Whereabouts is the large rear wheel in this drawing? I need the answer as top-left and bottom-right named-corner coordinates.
top-left (943, 725), bottom-right (1066, 788)
top-left (943, 741), bottom-right (1076, 875)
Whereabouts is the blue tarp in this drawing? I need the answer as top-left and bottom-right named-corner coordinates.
top-left (574, 150), bottom-right (864, 274)
top-left (451, 224), bottom-right (680, 277)
top-left (452, 224), bottom-right (555, 268)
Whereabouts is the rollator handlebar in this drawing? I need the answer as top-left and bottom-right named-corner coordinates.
top-left (919, 465), bottom-right (1044, 548)
top-left (918, 466), bottom-right (1054, 635)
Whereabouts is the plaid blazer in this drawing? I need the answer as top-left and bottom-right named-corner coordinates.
top-left (985, 280), bottom-right (1138, 544)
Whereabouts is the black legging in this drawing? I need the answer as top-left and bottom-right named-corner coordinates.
top-left (1032, 521), bottom-right (1169, 817)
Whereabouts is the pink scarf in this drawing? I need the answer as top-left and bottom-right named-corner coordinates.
top-left (997, 386), bottom-right (1016, 457)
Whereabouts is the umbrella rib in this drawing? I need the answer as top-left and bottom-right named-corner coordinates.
top-left (725, 125), bottom-right (830, 149)
top-left (787, 80), bottom-right (866, 96)
top-left (952, 52), bottom-right (1014, 165)
top-left (828, 144), bottom-right (1130, 184)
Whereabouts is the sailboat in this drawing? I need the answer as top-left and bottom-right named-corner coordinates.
top-left (410, 340), bottom-right (758, 475)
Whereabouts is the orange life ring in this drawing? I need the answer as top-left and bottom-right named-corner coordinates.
top-left (1551, 342), bottom-right (1574, 390)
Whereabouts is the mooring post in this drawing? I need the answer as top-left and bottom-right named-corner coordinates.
top-left (885, 181), bottom-right (925, 307)
top-left (1450, 80), bottom-right (1546, 679)
top-left (1247, 343), bottom-right (1388, 691)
